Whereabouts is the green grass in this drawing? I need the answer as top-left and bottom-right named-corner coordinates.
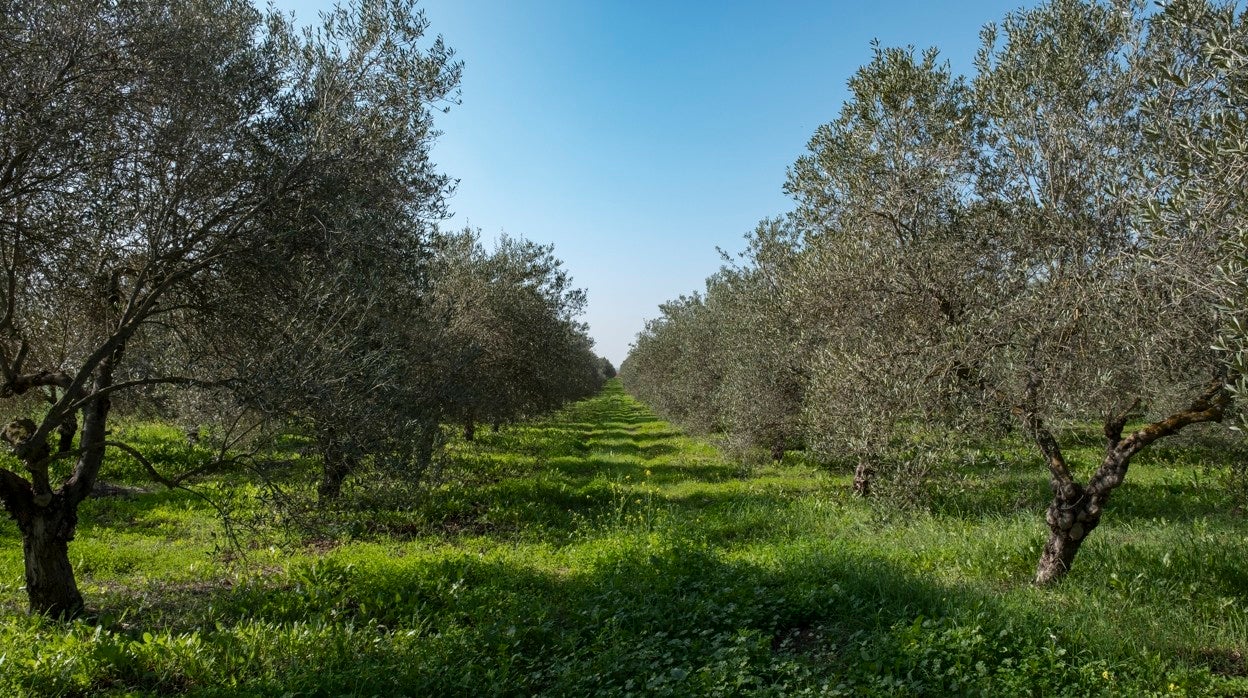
top-left (1, 380), bottom-right (1247, 695)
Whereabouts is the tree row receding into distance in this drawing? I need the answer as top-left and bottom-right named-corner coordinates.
top-left (0, 0), bottom-right (610, 618)
top-left (622, 0), bottom-right (1248, 585)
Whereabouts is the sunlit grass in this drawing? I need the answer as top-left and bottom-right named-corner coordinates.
top-left (0, 380), bottom-right (1245, 695)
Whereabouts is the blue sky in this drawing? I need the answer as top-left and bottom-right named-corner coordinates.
top-left (276, 0), bottom-right (1027, 365)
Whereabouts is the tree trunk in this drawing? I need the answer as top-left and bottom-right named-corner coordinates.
top-left (1027, 382), bottom-right (1226, 585)
top-left (491, 420), bottom-right (501, 433)
top-left (852, 459), bottom-right (874, 497)
top-left (318, 453), bottom-right (350, 502)
top-left (316, 434), bottom-right (356, 503)
top-left (770, 441), bottom-right (785, 462)
top-left (20, 499), bottom-right (84, 618)
top-left (2, 332), bottom-right (123, 618)
top-left (56, 414), bottom-right (76, 454)
top-left (414, 422), bottom-right (439, 475)
top-left (463, 415), bottom-right (475, 442)
top-left (1034, 486), bottom-right (1102, 585)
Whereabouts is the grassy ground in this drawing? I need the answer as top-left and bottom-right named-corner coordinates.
top-left (1, 380), bottom-right (1247, 696)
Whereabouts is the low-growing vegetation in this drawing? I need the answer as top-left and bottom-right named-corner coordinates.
top-left (3, 0), bottom-right (1246, 694)
top-left (622, 0), bottom-right (1248, 587)
top-left (1, 382), bottom-right (1245, 696)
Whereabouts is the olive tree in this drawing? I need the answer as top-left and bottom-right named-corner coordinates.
top-left (785, 42), bottom-right (983, 495)
top-left (622, 291), bottom-right (726, 433)
top-left (221, 0), bottom-right (460, 503)
top-left (965, 0), bottom-right (1231, 584)
top-left (0, 0), bottom-right (459, 616)
top-left (789, 0), bottom-right (1230, 582)
top-left (707, 219), bottom-right (809, 461)
top-left (627, 0), bottom-right (1236, 585)
top-left (427, 228), bottom-right (603, 440)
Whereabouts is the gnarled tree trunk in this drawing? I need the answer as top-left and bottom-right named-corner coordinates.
top-left (1028, 383), bottom-right (1227, 585)
top-left (1, 352), bottom-right (118, 617)
top-left (852, 459), bottom-right (874, 497)
top-left (19, 496), bottom-right (83, 618)
top-left (1035, 482), bottom-right (1102, 585)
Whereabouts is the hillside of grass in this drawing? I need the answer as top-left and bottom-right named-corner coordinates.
top-left (1, 380), bottom-right (1246, 696)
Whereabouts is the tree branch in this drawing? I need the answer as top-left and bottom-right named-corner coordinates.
top-left (1117, 381), bottom-right (1228, 459)
top-left (66, 376), bottom-right (231, 412)
top-left (1103, 397), bottom-right (1143, 450)
top-left (0, 465), bottom-right (34, 522)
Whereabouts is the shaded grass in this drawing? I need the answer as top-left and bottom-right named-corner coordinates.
top-left (0, 380), bottom-right (1246, 695)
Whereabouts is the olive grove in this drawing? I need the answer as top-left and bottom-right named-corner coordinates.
top-left (622, 0), bottom-right (1247, 584)
top-left (0, 0), bottom-right (607, 617)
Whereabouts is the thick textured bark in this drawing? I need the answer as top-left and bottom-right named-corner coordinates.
top-left (20, 499), bottom-right (83, 618)
top-left (1029, 383), bottom-right (1227, 585)
top-left (1035, 483), bottom-right (1101, 585)
top-left (852, 459), bottom-right (874, 497)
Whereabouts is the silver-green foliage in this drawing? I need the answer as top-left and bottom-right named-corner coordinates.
top-left (624, 0), bottom-right (1244, 581)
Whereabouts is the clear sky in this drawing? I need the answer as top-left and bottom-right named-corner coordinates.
top-left (275, 0), bottom-right (1027, 366)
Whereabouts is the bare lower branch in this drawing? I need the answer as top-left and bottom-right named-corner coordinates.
top-left (102, 440), bottom-right (219, 489)
top-left (2, 369), bottom-right (73, 397)
top-left (67, 376), bottom-right (231, 412)
top-left (1020, 410), bottom-right (1076, 492)
top-left (1117, 381), bottom-right (1228, 459)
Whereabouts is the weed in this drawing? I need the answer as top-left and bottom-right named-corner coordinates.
top-left (0, 381), bottom-right (1245, 695)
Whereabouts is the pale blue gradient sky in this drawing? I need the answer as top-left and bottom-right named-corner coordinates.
top-left (276, 0), bottom-right (1026, 365)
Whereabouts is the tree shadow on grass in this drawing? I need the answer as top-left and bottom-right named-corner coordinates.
top-left (72, 531), bottom-right (1149, 696)
top-left (918, 460), bottom-right (1244, 528)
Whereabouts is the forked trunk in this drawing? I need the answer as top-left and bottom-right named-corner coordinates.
top-left (1027, 382), bottom-right (1226, 585)
top-left (20, 499), bottom-right (83, 618)
top-left (1, 337), bottom-right (122, 617)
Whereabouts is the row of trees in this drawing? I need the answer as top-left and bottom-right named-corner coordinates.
top-left (0, 0), bottom-right (608, 617)
top-left (622, 0), bottom-right (1247, 584)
